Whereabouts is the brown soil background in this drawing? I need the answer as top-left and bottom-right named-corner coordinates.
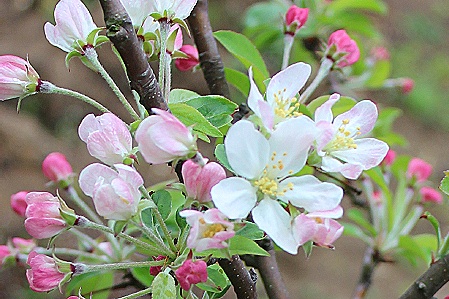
top-left (0, 0), bottom-right (448, 298)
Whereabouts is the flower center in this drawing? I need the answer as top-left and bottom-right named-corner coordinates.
top-left (202, 223), bottom-right (226, 238)
top-left (273, 90), bottom-right (302, 119)
top-left (325, 119), bottom-right (361, 151)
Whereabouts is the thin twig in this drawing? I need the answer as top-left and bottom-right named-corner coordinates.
top-left (353, 247), bottom-right (381, 299)
top-left (98, 0), bottom-right (167, 112)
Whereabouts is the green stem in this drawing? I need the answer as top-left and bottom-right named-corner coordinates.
top-left (139, 186), bottom-right (178, 254)
top-left (67, 186), bottom-right (103, 224)
top-left (158, 20), bottom-right (171, 102)
top-left (299, 57), bottom-right (333, 104)
top-left (176, 225), bottom-right (190, 252)
top-left (83, 47), bottom-right (140, 120)
top-left (117, 287), bottom-right (152, 299)
top-left (34, 247), bottom-right (105, 261)
top-left (130, 220), bottom-right (172, 255)
top-left (39, 81), bottom-right (110, 113)
top-left (281, 34), bottom-right (294, 70)
top-left (75, 260), bottom-right (165, 274)
top-left (69, 229), bottom-right (114, 257)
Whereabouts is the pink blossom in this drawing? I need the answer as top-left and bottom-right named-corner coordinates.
top-left (401, 78), bottom-right (414, 94)
top-left (44, 0), bottom-right (98, 53)
top-left (182, 159), bottom-right (226, 203)
top-left (327, 29), bottom-right (360, 67)
top-left (407, 158), bottom-right (432, 183)
top-left (135, 108), bottom-right (197, 164)
top-left (284, 5), bottom-right (309, 35)
top-left (42, 152), bottom-right (73, 184)
top-left (420, 187), bottom-right (443, 204)
top-left (292, 206), bottom-right (344, 247)
top-left (180, 209), bottom-right (235, 252)
top-left (24, 192), bottom-right (67, 239)
top-left (174, 259), bottom-right (208, 291)
top-left (26, 251), bottom-right (68, 292)
top-left (12, 238), bottom-right (36, 254)
top-left (0, 55), bottom-right (40, 101)
top-left (78, 163), bottom-right (143, 220)
top-left (370, 46), bottom-right (390, 61)
top-left (149, 255), bottom-right (166, 276)
top-left (10, 191), bottom-right (29, 217)
top-left (175, 45), bottom-right (200, 72)
top-left (382, 149), bottom-right (396, 166)
top-left (78, 113), bottom-right (133, 165)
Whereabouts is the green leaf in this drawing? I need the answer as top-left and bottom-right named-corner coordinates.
top-left (347, 209), bottom-right (376, 236)
top-left (214, 144), bottom-right (233, 172)
top-left (184, 95), bottom-right (238, 128)
top-left (440, 173), bottom-right (449, 196)
top-left (152, 272), bottom-right (177, 299)
top-left (235, 222), bottom-right (265, 240)
top-left (141, 207), bottom-right (154, 228)
top-left (131, 266), bottom-right (154, 287)
top-left (302, 240), bottom-right (313, 258)
top-left (196, 264), bottom-right (230, 293)
top-left (169, 103), bottom-right (223, 138)
top-left (229, 235), bottom-right (269, 256)
top-left (398, 235), bottom-right (431, 265)
top-left (326, 0), bottom-right (387, 14)
top-left (341, 222), bottom-right (373, 245)
top-left (224, 68), bottom-right (250, 97)
top-left (152, 189), bottom-right (172, 221)
top-left (65, 272), bottom-right (114, 299)
top-left (306, 95), bottom-right (356, 116)
top-left (365, 60), bottom-right (391, 87)
top-left (176, 206), bottom-right (188, 230)
top-left (169, 88), bottom-right (200, 103)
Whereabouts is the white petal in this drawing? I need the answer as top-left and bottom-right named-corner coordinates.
top-left (279, 175), bottom-right (343, 212)
top-left (314, 93), bottom-right (339, 123)
top-left (252, 199), bottom-right (298, 254)
top-left (225, 120), bottom-right (269, 179)
top-left (321, 155), bottom-right (364, 180)
top-left (247, 67), bottom-right (264, 118)
top-left (79, 163), bottom-right (118, 196)
top-left (307, 205), bottom-right (344, 219)
top-left (333, 100), bottom-right (378, 136)
top-left (211, 177), bottom-right (257, 219)
top-left (331, 138), bottom-right (389, 170)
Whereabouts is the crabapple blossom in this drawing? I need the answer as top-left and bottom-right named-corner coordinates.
top-left (78, 113), bottom-right (133, 165)
top-left (182, 159), bottom-right (226, 203)
top-left (180, 208), bottom-right (235, 252)
top-left (419, 187), bottom-right (442, 204)
top-left (26, 251), bottom-right (71, 292)
top-left (407, 158), bottom-right (432, 183)
top-left (326, 29), bottom-right (360, 68)
top-left (24, 192), bottom-right (70, 239)
top-left (314, 93), bottom-right (389, 179)
top-left (175, 45), bottom-right (200, 71)
top-left (10, 191), bottom-right (29, 217)
top-left (152, 0), bottom-right (198, 21)
top-left (135, 108), bottom-right (197, 164)
top-left (42, 152), bottom-right (74, 185)
top-left (44, 0), bottom-right (99, 53)
top-left (247, 62), bottom-right (311, 131)
top-left (150, 255), bottom-right (166, 276)
top-left (0, 55), bottom-right (40, 101)
top-left (211, 119), bottom-right (343, 254)
top-left (174, 259), bottom-right (208, 291)
top-left (292, 206), bottom-right (344, 247)
top-left (284, 5), bottom-right (309, 36)
top-left (120, 0), bottom-right (154, 28)
top-left (78, 163), bottom-right (143, 220)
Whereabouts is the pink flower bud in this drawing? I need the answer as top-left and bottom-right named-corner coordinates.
top-left (327, 29), bottom-right (360, 67)
top-left (182, 159), bottom-right (226, 203)
top-left (407, 158), bottom-right (432, 183)
top-left (24, 192), bottom-right (68, 239)
top-left (284, 5), bottom-right (309, 35)
top-left (78, 163), bottom-right (143, 220)
top-left (370, 46), bottom-right (390, 61)
top-left (0, 55), bottom-right (40, 101)
top-left (0, 245), bottom-right (11, 265)
top-left (135, 108), bottom-right (197, 164)
top-left (10, 191), bottom-right (29, 217)
top-left (401, 78), bottom-right (414, 94)
top-left (26, 251), bottom-right (68, 292)
top-left (149, 255), bottom-right (166, 276)
top-left (180, 209), bottom-right (235, 252)
top-left (12, 238), bottom-right (36, 254)
top-left (382, 149), bottom-right (396, 166)
top-left (175, 45), bottom-right (200, 72)
top-left (42, 152), bottom-right (73, 184)
top-left (420, 187), bottom-right (443, 204)
top-left (78, 113), bottom-right (133, 165)
top-left (175, 259), bottom-right (208, 291)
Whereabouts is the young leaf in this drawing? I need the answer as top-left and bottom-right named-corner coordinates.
top-left (169, 88), bottom-right (200, 103)
top-left (184, 95), bottom-right (237, 128)
top-left (152, 190), bottom-right (172, 221)
top-left (65, 272), bottom-right (114, 299)
top-left (224, 67), bottom-right (250, 97)
top-left (440, 172), bottom-right (449, 196)
top-left (214, 144), bottom-right (234, 172)
top-left (326, 0), bottom-right (387, 15)
top-left (131, 266), bottom-right (154, 287)
top-left (152, 272), bottom-right (177, 299)
top-left (347, 209), bottom-right (376, 237)
top-left (229, 235), bottom-right (269, 256)
top-left (235, 221), bottom-right (265, 240)
top-left (196, 264), bottom-right (230, 293)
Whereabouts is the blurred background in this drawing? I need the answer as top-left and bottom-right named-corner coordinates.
top-left (0, 0), bottom-right (448, 298)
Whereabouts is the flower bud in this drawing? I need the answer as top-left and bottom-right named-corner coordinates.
top-left (135, 108), bottom-right (197, 164)
top-left (12, 238), bottom-right (36, 254)
top-left (175, 45), bottom-right (200, 72)
top-left (42, 152), bottom-right (74, 187)
top-left (0, 246), bottom-right (11, 266)
top-left (326, 29), bottom-right (360, 68)
top-left (149, 255), bottom-right (166, 276)
top-left (407, 158), bottom-right (432, 183)
top-left (400, 78), bottom-right (414, 94)
top-left (382, 149), bottom-right (396, 166)
top-left (370, 46), bottom-right (390, 61)
top-left (0, 55), bottom-right (40, 101)
top-left (284, 5), bottom-right (309, 36)
top-left (175, 259), bottom-right (208, 291)
top-left (10, 191), bottom-right (29, 217)
top-left (419, 187), bottom-right (443, 204)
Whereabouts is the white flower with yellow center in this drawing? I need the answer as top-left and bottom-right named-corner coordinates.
top-left (315, 94), bottom-right (389, 179)
top-left (247, 62), bottom-right (311, 131)
top-left (211, 118), bottom-right (343, 254)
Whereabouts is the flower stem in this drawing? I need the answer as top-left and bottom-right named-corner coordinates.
top-left (75, 260), bottom-right (165, 274)
top-left (299, 57), bottom-right (333, 104)
top-left (69, 229), bottom-right (113, 257)
top-left (67, 186), bottom-right (103, 224)
top-left (39, 81), bottom-right (110, 113)
top-left (34, 247), bottom-right (105, 261)
top-left (281, 34), bottom-right (294, 70)
top-left (83, 47), bottom-right (140, 120)
top-left (158, 20), bottom-right (171, 102)
top-left (117, 287), bottom-right (152, 299)
top-left (130, 220), bottom-right (172, 255)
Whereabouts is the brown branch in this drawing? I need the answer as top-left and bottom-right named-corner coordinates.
top-left (399, 253), bottom-right (449, 299)
top-left (98, 0), bottom-right (167, 112)
top-left (187, 0), bottom-right (230, 98)
top-left (353, 247), bottom-right (381, 299)
top-left (218, 255), bottom-right (257, 299)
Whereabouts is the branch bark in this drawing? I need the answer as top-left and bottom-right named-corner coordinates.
top-left (98, 0), bottom-right (167, 112)
top-left (218, 255), bottom-right (257, 299)
top-left (399, 253), bottom-right (449, 299)
top-left (353, 247), bottom-right (380, 299)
